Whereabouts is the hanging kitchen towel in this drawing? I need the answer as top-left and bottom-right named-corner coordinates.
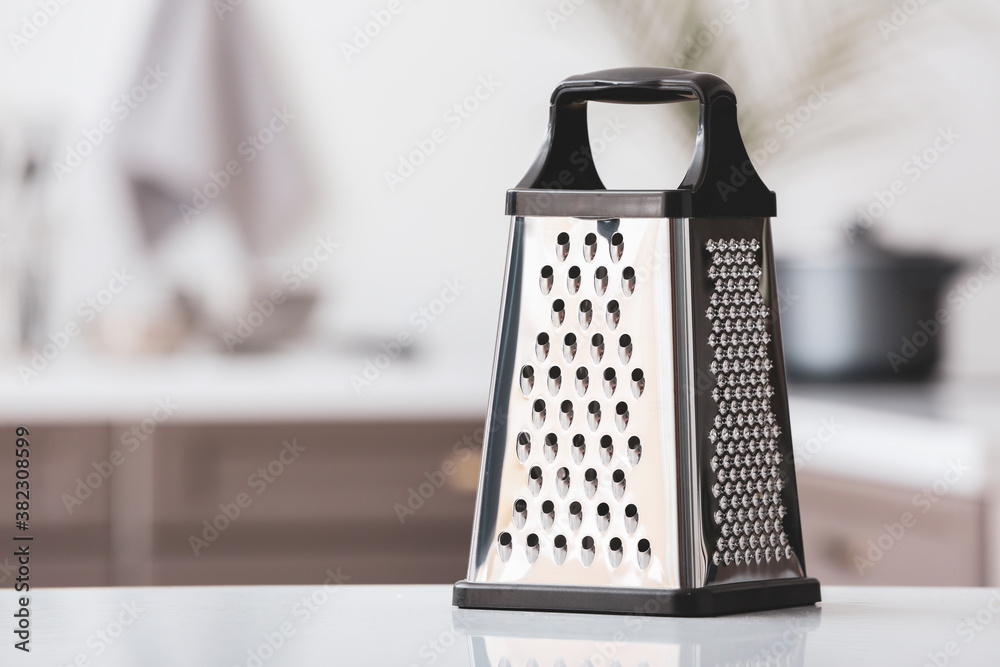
top-left (118, 0), bottom-right (312, 253)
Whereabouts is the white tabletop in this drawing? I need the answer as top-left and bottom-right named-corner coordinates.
top-left (5, 584), bottom-right (1000, 666)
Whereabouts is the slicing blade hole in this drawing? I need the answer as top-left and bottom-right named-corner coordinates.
top-left (553, 534), bottom-right (567, 565)
top-left (563, 333), bottom-right (577, 363)
top-left (581, 535), bottom-right (595, 566)
top-left (516, 432), bottom-right (531, 463)
top-left (567, 266), bottom-right (581, 294)
top-left (526, 533), bottom-right (539, 563)
top-left (575, 366), bottom-right (589, 395)
top-left (520, 365), bottom-right (534, 396)
top-left (532, 399), bottom-right (546, 428)
top-left (618, 334), bottom-right (632, 364)
top-left (498, 532), bottom-right (512, 562)
top-left (627, 435), bottom-right (642, 465)
top-left (556, 467), bottom-right (570, 497)
top-left (536, 332), bottom-right (550, 361)
top-left (595, 266), bottom-right (609, 295)
top-left (540, 265), bottom-right (554, 294)
top-left (556, 233), bottom-right (570, 261)
top-left (541, 499), bottom-right (555, 529)
top-left (625, 503), bottom-right (638, 534)
top-left (583, 233), bottom-right (597, 262)
top-left (637, 538), bottom-right (651, 569)
top-left (622, 266), bottom-right (636, 296)
top-left (569, 501), bottom-right (583, 530)
top-left (551, 299), bottom-right (566, 327)
top-left (600, 434), bottom-right (613, 465)
top-left (591, 333), bottom-right (605, 363)
top-left (528, 466), bottom-right (542, 495)
top-left (609, 537), bottom-right (623, 567)
top-left (596, 502), bottom-right (611, 532)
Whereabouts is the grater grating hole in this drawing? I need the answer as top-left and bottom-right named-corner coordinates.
top-left (516, 432), bottom-right (531, 463)
top-left (520, 365), bottom-right (534, 396)
top-left (612, 469), bottom-right (626, 499)
top-left (705, 237), bottom-right (792, 568)
top-left (563, 333), bottom-right (577, 362)
top-left (631, 368), bottom-right (645, 398)
top-left (618, 334), bottom-right (632, 364)
top-left (606, 300), bottom-right (621, 330)
top-left (575, 367), bottom-right (589, 396)
top-left (596, 502), bottom-right (611, 532)
top-left (578, 299), bottom-right (593, 329)
top-left (637, 538), bottom-right (651, 569)
top-left (540, 265), bottom-right (554, 295)
top-left (535, 332), bottom-right (550, 362)
top-left (513, 498), bottom-right (527, 529)
top-left (559, 400), bottom-right (574, 429)
top-left (603, 367), bottom-right (617, 397)
top-left (548, 366), bottom-right (562, 395)
top-left (569, 501), bottom-right (583, 530)
top-left (609, 537), bottom-right (623, 567)
top-left (627, 435), bottom-right (642, 465)
top-left (551, 299), bottom-right (566, 327)
top-left (532, 399), bottom-right (546, 429)
top-left (595, 266), bottom-right (609, 296)
top-left (528, 466), bottom-right (542, 495)
top-left (615, 402), bottom-right (629, 432)
top-left (625, 503), bottom-right (638, 534)
top-left (556, 467), bottom-right (570, 498)
top-left (541, 499), bottom-right (555, 529)
top-left (526, 533), bottom-right (539, 563)
top-left (498, 532), bottom-right (512, 562)
top-left (581, 536), bottom-right (596, 566)
top-left (622, 266), bottom-right (636, 296)
top-left (553, 534), bottom-right (568, 565)
top-left (610, 233), bottom-right (624, 263)
top-left (591, 333), bottom-right (605, 363)
top-left (571, 434), bottom-right (586, 463)
top-left (567, 266), bottom-right (581, 294)
top-left (556, 232), bottom-right (570, 262)
top-left (599, 434), bottom-right (613, 465)
top-left (587, 401), bottom-right (601, 430)
top-left (583, 233), bottom-right (597, 262)
top-left (543, 432), bottom-right (558, 462)
top-left (584, 468), bottom-right (598, 498)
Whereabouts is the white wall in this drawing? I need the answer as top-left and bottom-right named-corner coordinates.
top-left (1, 0), bottom-right (998, 379)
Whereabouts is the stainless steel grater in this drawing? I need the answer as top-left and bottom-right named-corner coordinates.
top-left (454, 68), bottom-right (820, 616)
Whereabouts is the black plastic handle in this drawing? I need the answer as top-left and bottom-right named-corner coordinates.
top-left (552, 67), bottom-right (734, 107)
top-left (514, 67), bottom-right (775, 218)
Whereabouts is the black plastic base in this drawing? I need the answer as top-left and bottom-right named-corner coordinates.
top-left (453, 577), bottom-right (821, 617)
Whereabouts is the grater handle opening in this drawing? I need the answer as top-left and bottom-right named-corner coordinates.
top-left (514, 67), bottom-right (775, 218)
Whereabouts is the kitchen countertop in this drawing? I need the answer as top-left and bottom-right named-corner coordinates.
top-left (5, 584), bottom-right (1000, 665)
top-left (0, 353), bottom-right (991, 498)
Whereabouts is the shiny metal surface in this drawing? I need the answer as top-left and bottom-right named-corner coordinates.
top-left (465, 215), bottom-right (807, 598)
top-left (469, 216), bottom-right (680, 589)
top-left (683, 219), bottom-right (806, 587)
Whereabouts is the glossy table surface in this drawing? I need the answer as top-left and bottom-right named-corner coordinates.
top-left (5, 584), bottom-right (1000, 666)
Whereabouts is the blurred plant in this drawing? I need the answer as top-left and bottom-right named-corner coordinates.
top-left (599, 0), bottom-right (998, 162)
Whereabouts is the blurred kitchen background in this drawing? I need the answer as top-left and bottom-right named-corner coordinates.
top-left (0, 0), bottom-right (999, 588)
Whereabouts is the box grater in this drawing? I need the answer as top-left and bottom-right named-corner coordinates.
top-left (453, 68), bottom-right (820, 617)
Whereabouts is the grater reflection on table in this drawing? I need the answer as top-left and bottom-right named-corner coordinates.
top-left (453, 68), bottom-right (820, 616)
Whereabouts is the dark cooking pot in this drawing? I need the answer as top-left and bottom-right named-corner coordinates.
top-left (776, 236), bottom-right (962, 382)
